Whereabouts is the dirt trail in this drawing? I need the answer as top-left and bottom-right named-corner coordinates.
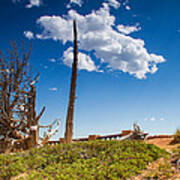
top-left (133, 137), bottom-right (180, 180)
top-left (146, 137), bottom-right (179, 151)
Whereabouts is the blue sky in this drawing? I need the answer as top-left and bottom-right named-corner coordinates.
top-left (0, 0), bottom-right (180, 139)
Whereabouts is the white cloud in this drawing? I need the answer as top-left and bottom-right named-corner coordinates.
top-left (117, 23), bottom-right (141, 35)
top-left (122, 0), bottom-right (131, 10)
top-left (66, 0), bottom-right (83, 8)
top-left (26, 0), bottom-right (41, 8)
top-left (145, 117), bottom-right (165, 121)
top-left (150, 64), bottom-right (158, 74)
top-left (35, 3), bottom-right (165, 79)
top-left (36, 15), bottom-right (73, 44)
top-left (106, 0), bottom-right (120, 9)
top-left (125, 5), bottom-right (131, 10)
top-left (63, 47), bottom-right (99, 72)
top-left (13, 0), bottom-right (41, 8)
top-left (49, 58), bottom-right (56, 63)
top-left (150, 117), bottom-right (156, 121)
top-left (49, 87), bottom-right (58, 91)
top-left (24, 31), bottom-right (34, 39)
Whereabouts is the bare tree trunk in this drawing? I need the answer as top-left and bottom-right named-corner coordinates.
top-left (64, 20), bottom-right (78, 143)
top-left (28, 85), bottom-right (38, 147)
top-left (0, 42), bottom-right (60, 152)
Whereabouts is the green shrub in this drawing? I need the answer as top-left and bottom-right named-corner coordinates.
top-left (173, 129), bottom-right (180, 144)
top-left (0, 140), bottom-right (168, 180)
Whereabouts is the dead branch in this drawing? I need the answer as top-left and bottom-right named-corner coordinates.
top-left (40, 119), bottom-right (60, 145)
top-left (0, 42), bottom-right (60, 153)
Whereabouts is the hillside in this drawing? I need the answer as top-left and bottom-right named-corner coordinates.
top-left (0, 140), bottom-right (167, 180)
top-left (135, 137), bottom-right (180, 180)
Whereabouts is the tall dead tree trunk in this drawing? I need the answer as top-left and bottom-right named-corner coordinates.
top-left (28, 85), bottom-right (38, 147)
top-left (64, 20), bottom-right (78, 143)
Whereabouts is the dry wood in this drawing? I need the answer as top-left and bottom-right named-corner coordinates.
top-left (0, 42), bottom-right (60, 153)
top-left (64, 20), bottom-right (78, 143)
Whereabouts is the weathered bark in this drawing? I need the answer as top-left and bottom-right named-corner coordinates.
top-left (64, 20), bottom-right (78, 143)
top-left (28, 85), bottom-right (38, 147)
top-left (0, 42), bottom-right (60, 153)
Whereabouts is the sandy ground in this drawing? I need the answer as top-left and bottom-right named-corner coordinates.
top-left (146, 137), bottom-right (179, 151)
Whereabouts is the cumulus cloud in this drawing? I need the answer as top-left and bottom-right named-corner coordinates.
top-left (26, 0), bottom-right (41, 8)
top-left (36, 15), bottom-right (73, 43)
top-left (117, 23), bottom-right (141, 34)
top-left (66, 0), bottom-right (83, 8)
top-left (63, 47), bottom-right (99, 72)
top-left (24, 31), bottom-right (34, 39)
top-left (35, 3), bottom-right (165, 79)
top-left (106, 0), bottom-right (120, 9)
top-left (49, 87), bottom-right (58, 91)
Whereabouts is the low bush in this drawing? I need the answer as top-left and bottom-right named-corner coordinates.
top-left (172, 129), bottom-right (180, 144)
top-left (0, 140), bottom-right (167, 180)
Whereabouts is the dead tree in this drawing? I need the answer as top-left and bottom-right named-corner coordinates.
top-left (0, 42), bottom-right (60, 153)
top-left (64, 20), bottom-right (78, 143)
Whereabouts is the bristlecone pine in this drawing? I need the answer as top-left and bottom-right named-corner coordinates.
top-left (0, 42), bottom-right (60, 153)
top-left (64, 20), bottom-right (78, 143)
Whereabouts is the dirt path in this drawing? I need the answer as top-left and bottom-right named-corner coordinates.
top-left (133, 137), bottom-right (180, 180)
top-left (146, 137), bottom-right (179, 151)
